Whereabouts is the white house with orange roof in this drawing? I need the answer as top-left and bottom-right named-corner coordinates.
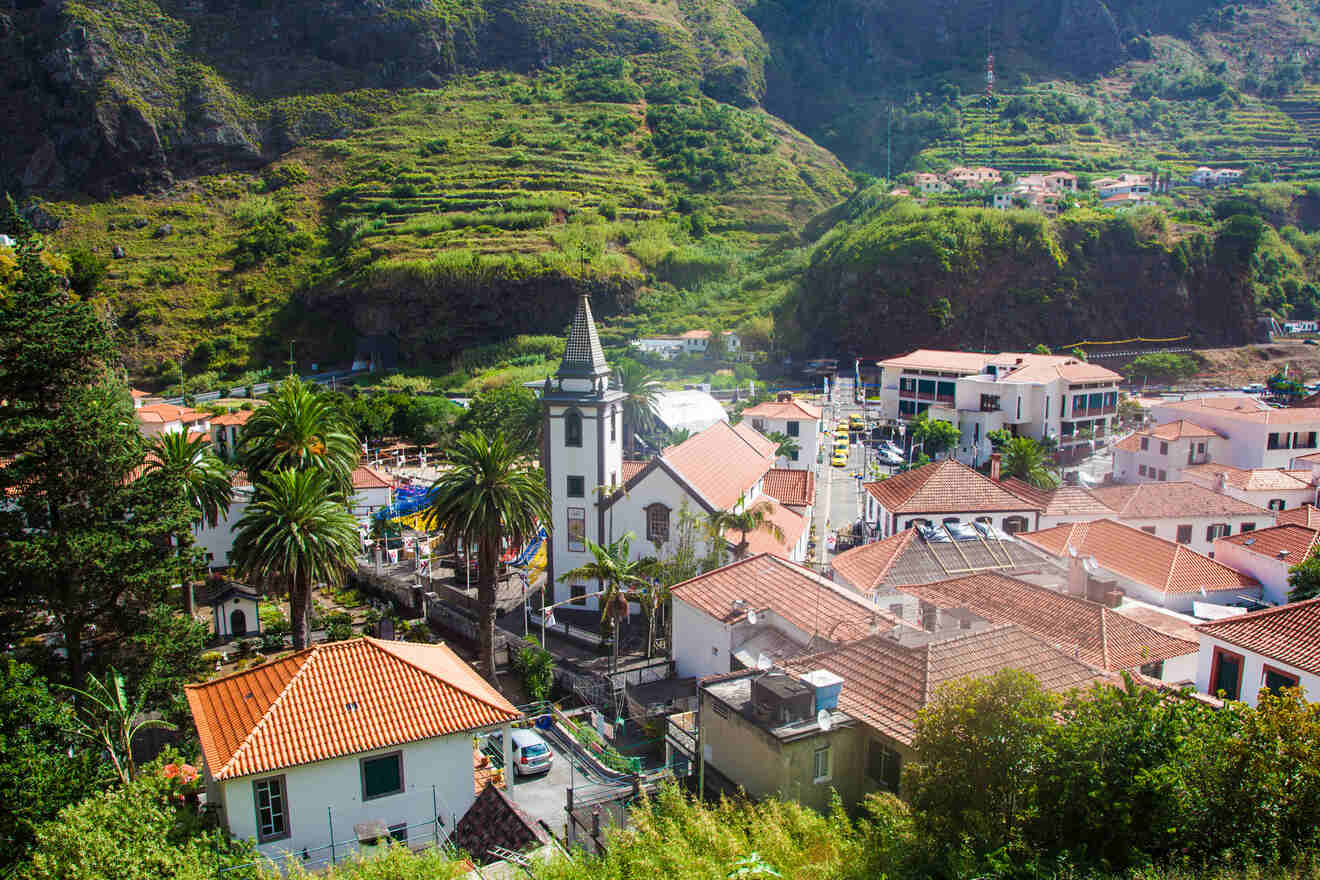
top-left (913, 172), bottom-right (952, 194)
top-left (209, 409), bottom-right (254, 461)
top-left (1112, 420), bottom-right (1223, 483)
top-left (185, 638), bottom-right (521, 863)
top-left (742, 392), bottom-right (824, 469)
top-left (1018, 518), bottom-right (1262, 614)
top-left (1149, 396), bottom-right (1320, 471)
top-left (946, 166), bottom-right (1001, 187)
top-left (1212, 522), bottom-right (1320, 605)
top-left (135, 402), bottom-right (212, 437)
top-left (669, 553), bottom-right (900, 679)
top-left (1194, 597), bottom-right (1320, 705)
top-left (544, 298), bottom-right (808, 613)
top-left (1181, 462), bottom-right (1318, 512)
top-left (861, 458), bottom-right (1043, 537)
top-left (874, 349), bottom-right (1123, 465)
top-left (129, 388), bottom-right (161, 409)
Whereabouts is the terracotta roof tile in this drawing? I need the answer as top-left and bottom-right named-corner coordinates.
top-left (832, 527), bottom-right (1050, 593)
top-left (130, 388), bottom-right (151, 398)
top-left (672, 554), bottom-right (896, 644)
top-left (210, 410), bottom-right (255, 427)
top-left (878, 349), bottom-right (997, 373)
top-left (136, 403), bottom-right (209, 425)
top-left (1146, 420), bottom-right (1222, 440)
top-left (1277, 504), bottom-right (1320, 528)
top-left (863, 460), bottom-right (1041, 515)
top-left (185, 638), bottom-right (520, 780)
top-left (351, 465), bottom-right (392, 491)
top-left (662, 421), bottom-right (774, 510)
top-left (1195, 596), bottom-right (1320, 675)
top-left (621, 460), bottom-right (647, 482)
top-left (1160, 397), bottom-right (1320, 425)
top-left (1220, 523), bottom-right (1320, 561)
top-left (742, 398), bottom-right (823, 421)
top-left (1088, 482), bottom-right (1265, 518)
top-left (899, 573), bottom-right (1197, 671)
top-left (1113, 433), bottom-right (1143, 452)
top-left (724, 499), bottom-right (806, 558)
top-left (783, 627), bottom-right (1110, 745)
top-left (1182, 463), bottom-right (1314, 492)
top-left (763, 468), bottom-right (815, 507)
top-left (999, 478), bottom-right (1114, 518)
top-left (1019, 519), bottom-right (1260, 596)
top-left (831, 530), bottom-right (916, 592)
top-left (453, 782), bottom-right (552, 864)
top-left (1001, 358), bottom-right (1123, 384)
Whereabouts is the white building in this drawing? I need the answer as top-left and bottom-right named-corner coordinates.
top-left (653, 389), bottom-right (729, 436)
top-left (210, 409), bottom-right (254, 461)
top-left (873, 349), bottom-right (1123, 466)
top-left (194, 477), bottom-right (254, 569)
top-left (1018, 518), bottom-right (1262, 614)
top-left (862, 458), bottom-right (1042, 538)
top-left (543, 299), bottom-right (809, 612)
top-left (1085, 482), bottom-right (1268, 556)
top-left (742, 393), bottom-right (824, 469)
top-left (1211, 523), bottom-right (1319, 605)
top-left (1194, 597), bottom-right (1320, 705)
top-left (349, 466), bottom-right (394, 519)
top-left (632, 335), bottom-right (684, 360)
top-left (1093, 173), bottom-right (1152, 199)
top-left (1181, 462), bottom-right (1317, 512)
top-left (185, 638), bottom-right (521, 863)
top-left (202, 583), bottom-right (264, 640)
top-left (669, 553), bottom-right (898, 679)
top-left (1111, 420), bottom-right (1222, 483)
top-left (1190, 167), bottom-right (1244, 187)
top-left (1148, 397), bottom-right (1320, 471)
top-left (135, 402), bottom-right (211, 437)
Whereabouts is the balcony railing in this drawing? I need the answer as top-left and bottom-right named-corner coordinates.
top-left (1071, 406), bottom-right (1116, 418)
top-left (935, 394), bottom-right (955, 406)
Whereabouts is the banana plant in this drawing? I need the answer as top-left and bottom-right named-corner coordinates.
top-left (61, 667), bottom-right (175, 785)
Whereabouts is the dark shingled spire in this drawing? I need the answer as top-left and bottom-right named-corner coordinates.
top-left (556, 295), bottom-right (610, 380)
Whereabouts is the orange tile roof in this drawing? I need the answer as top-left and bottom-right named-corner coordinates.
top-left (1113, 433), bottom-right (1142, 453)
top-left (1277, 504), bottom-right (1320, 528)
top-left (671, 554), bottom-right (896, 644)
top-left (185, 638), bottom-right (519, 780)
top-left (1000, 357), bottom-right (1122, 384)
top-left (1018, 519), bottom-right (1260, 596)
top-left (621, 460), bottom-right (647, 482)
top-left (661, 421), bottom-right (775, 510)
top-left (762, 468), bottom-right (815, 507)
top-left (1195, 596), bottom-right (1320, 675)
top-left (863, 460), bottom-right (1041, 515)
top-left (999, 478), bottom-right (1114, 518)
top-left (1160, 397), bottom-right (1320, 425)
top-left (136, 403), bottom-right (209, 425)
top-left (724, 498), bottom-right (806, 557)
top-left (351, 465), bottom-right (392, 491)
top-left (899, 573), bottom-right (1197, 671)
top-left (878, 349), bottom-right (997, 373)
top-left (783, 627), bottom-right (1110, 745)
top-left (741, 398), bottom-right (823, 421)
top-left (1182, 462), bottom-right (1314, 492)
top-left (1146, 420), bottom-right (1221, 441)
top-left (1088, 482), bottom-right (1265, 518)
top-left (1219, 523), bottom-right (1320, 561)
top-left (830, 530), bottom-right (916, 593)
top-left (210, 410), bottom-right (255, 427)
top-left (130, 388), bottom-right (151, 398)
top-left (680, 329), bottom-right (713, 339)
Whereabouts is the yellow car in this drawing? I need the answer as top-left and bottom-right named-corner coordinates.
top-left (831, 451), bottom-right (848, 467)
top-left (834, 439), bottom-right (849, 454)
top-left (835, 425), bottom-right (850, 438)
top-left (849, 415), bottom-right (865, 431)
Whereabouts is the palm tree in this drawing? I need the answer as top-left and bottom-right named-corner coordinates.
top-left (143, 431), bottom-right (232, 615)
top-left (231, 469), bottom-right (361, 649)
top-left (615, 360), bottom-right (662, 452)
top-left (422, 432), bottom-right (550, 683)
top-left (666, 427), bottom-right (692, 447)
top-left (707, 494), bottom-right (786, 561)
top-left (766, 431), bottom-right (800, 464)
top-left (238, 376), bottom-right (360, 499)
top-left (1001, 436), bottom-right (1060, 489)
top-left (558, 533), bottom-right (657, 671)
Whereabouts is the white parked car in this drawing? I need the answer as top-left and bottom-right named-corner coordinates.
top-left (491, 728), bottom-right (554, 776)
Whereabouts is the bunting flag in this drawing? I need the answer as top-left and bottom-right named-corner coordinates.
top-left (417, 558), bottom-right (430, 577)
top-left (419, 453), bottom-right (427, 468)
top-left (387, 548), bottom-right (399, 563)
top-left (418, 541), bottom-right (431, 557)
top-left (543, 608), bottom-right (557, 628)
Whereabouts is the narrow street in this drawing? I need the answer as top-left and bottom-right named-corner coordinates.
top-left (812, 376), bottom-right (865, 572)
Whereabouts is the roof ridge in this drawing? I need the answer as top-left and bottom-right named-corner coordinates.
top-left (216, 645), bottom-right (321, 778)
top-left (1196, 594), bottom-right (1320, 630)
top-left (1097, 606), bottom-right (1112, 670)
top-left (366, 638), bottom-right (519, 720)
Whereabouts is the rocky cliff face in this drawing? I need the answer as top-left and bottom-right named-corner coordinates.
top-left (0, 0), bottom-right (768, 195)
top-left (779, 199), bottom-right (1260, 358)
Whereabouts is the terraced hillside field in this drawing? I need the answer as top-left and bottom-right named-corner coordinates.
top-left (41, 71), bottom-right (850, 379)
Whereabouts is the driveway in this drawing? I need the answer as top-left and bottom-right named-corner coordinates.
top-left (505, 738), bottom-right (574, 838)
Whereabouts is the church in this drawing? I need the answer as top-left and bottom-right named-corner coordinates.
top-left (541, 296), bottom-right (814, 610)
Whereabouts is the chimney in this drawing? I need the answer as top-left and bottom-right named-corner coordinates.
top-left (1066, 551), bottom-right (1087, 597)
top-left (1104, 588), bottom-right (1125, 608)
top-left (990, 453), bottom-right (1002, 482)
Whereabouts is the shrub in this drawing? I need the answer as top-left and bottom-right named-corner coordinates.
top-left (260, 160), bottom-right (309, 191)
top-left (513, 636), bottom-right (554, 702)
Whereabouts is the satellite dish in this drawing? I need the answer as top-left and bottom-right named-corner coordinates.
top-left (1083, 555), bottom-right (1101, 575)
top-left (1067, 544), bottom-right (1079, 558)
top-left (817, 708), bottom-right (833, 732)
top-left (756, 653), bottom-right (772, 671)
top-left (746, 608), bottom-right (759, 626)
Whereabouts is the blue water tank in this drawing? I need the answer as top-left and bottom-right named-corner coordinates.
top-left (798, 670), bottom-right (844, 713)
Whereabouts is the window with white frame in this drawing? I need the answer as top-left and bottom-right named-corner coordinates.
top-left (812, 745), bottom-right (831, 783)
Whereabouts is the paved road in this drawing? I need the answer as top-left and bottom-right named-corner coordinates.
top-left (505, 739), bottom-right (574, 839)
top-left (813, 377), bottom-right (867, 569)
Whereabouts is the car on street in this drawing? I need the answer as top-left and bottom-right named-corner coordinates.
top-left (875, 448), bottom-right (904, 466)
top-left (490, 728), bottom-right (554, 776)
top-left (878, 440), bottom-right (904, 458)
top-left (1242, 383), bottom-right (1267, 393)
top-left (831, 451), bottom-right (848, 467)
top-left (849, 415), bottom-right (865, 431)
